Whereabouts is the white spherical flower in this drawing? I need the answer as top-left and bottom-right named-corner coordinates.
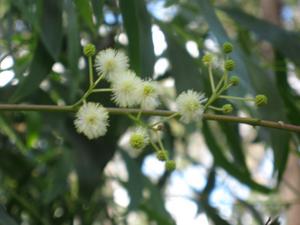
top-left (176, 90), bottom-right (207, 123)
top-left (94, 48), bottom-right (129, 82)
top-left (74, 102), bottom-right (109, 139)
top-left (129, 128), bottom-right (149, 150)
top-left (137, 80), bottom-right (160, 110)
top-left (112, 70), bottom-right (141, 107)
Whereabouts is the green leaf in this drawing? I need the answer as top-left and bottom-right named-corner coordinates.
top-left (10, 40), bottom-right (54, 103)
top-left (164, 31), bottom-right (205, 92)
top-left (196, 0), bottom-right (290, 184)
top-left (219, 121), bottom-right (247, 171)
top-left (202, 201), bottom-right (231, 225)
top-left (119, 0), bottom-right (155, 77)
top-left (65, 0), bottom-right (81, 101)
top-left (0, 206), bottom-right (18, 225)
top-left (40, 0), bottom-right (63, 59)
top-left (121, 151), bottom-right (175, 225)
top-left (221, 7), bottom-right (300, 67)
top-left (91, 0), bottom-right (104, 27)
top-left (202, 121), bottom-right (272, 193)
top-left (74, 0), bottom-right (95, 33)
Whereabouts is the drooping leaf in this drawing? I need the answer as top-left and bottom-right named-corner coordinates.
top-left (221, 7), bottom-right (300, 67)
top-left (196, 0), bottom-right (290, 184)
top-left (202, 121), bottom-right (272, 193)
top-left (74, 0), bottom-right (95, 33)
top-left (119, 0), bottom-right (155, 77)
top-left (65, 0), bottom-right (81, 101)
top-left (40, 0), bottom-right (63, 59)
top-left (10, 40), bottom-right (54, 103)
top-left (164, 30), bottom-right (205, 92)
top-left (121, 150), bottom-right (175, 225)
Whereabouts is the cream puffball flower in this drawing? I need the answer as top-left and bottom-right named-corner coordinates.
top-left (112, 70), bottom-right (141, 107)
top-left (176, 90), bottom-right (207, 123)
top-left (137, 80), bottom-right (159, 110)
top-left (74, 102), bottom-right (109, 139)
top-left (129, 128), bottom-right (150, 150)
top-left (95, 48), bottom-right (129, 82)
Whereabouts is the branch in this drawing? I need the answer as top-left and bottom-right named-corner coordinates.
top-left (0, 103), bottom-right (299, 133)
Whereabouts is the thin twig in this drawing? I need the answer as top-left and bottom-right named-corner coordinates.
top-left (0, 104), bottom-right (299, 133)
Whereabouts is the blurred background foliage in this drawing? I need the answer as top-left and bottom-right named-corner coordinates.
top-left (0, 0), bottom-right (300, 224)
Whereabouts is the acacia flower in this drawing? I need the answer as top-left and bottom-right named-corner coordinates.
top-left (74, 102), bottom-right (109, 139)
top-left (176, 90), bottom-right (207, 123)
top-left (94, 48), bottom-right (129, 82)
top-left (137, 80), bottom-right (159, 110)
top-left (111, 70), bottom-right (141, 107)
top-left (129, 128), bottom-right (149, 150)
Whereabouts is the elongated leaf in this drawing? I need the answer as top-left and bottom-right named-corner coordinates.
top-left (74, 0), bottom-right (95, 33)
top-left (196, 0), bottom-right (290, 183)
top-left (10, 40), bottom-right (54, 102)
top-left (221, 7), bottom-right (300, 67)
top-left (202, 121), bottom-right (272, 193)
top-left (65, 0), bottom-right (81, 101)
top-left (40, 0), bottom-right (63, 59)
top-left (119, 0), bottom-right (155, 77)
top-left (164, 30), bottom-right (205, 92)
top-left (121, 151), bottom-right (175, 225)
top-left (274, 52), bottom-right (300, 125)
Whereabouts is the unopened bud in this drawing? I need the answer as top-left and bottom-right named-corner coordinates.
top-left (229, 76), bottom-right (240, 86)
top-left (156, 150), bottom-right (168, 161)
top-left (223, 42), bottom-right (233, 54)
top-left (83, 44), bottom-right (96, 57)
top-left (222, 104), bottom-right (233, 113)
top-left (224, 59), bottom-right (235, 71)
top-left (255, 95), bottom-right (268, 106)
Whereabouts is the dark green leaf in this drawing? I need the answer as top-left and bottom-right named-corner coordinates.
top-left (119, 0), bottom-right (155, 77)
top-left (221, 7), bottom-right (300, 67)
top-left (202, 121), bottom-right (272, 193)
top-left (74, 0), bottom-right (95, 33)
top-left (121, 151), bottom-right (175, 225)
top-left (40, 0), bottom-right (63, 59)
top-left (10, 40), bottom-right (54, 103)
top-left (65, 0), bottom-right (81, 101)
top-left (164, 31), bottom-right (205, 92)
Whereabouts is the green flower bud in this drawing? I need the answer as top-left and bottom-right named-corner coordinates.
top-left (165, 160), bottom-right (176, 171)
top-left (223, 42), bottom-right (233, 54)
top-left (156, 150), bottom-right (168, 161)
top-left (255, 95), bottom-right (268, 106)
top-left (202, 53), bottom-right (213, 65)
top-left (222, 104), bottom-right (233, 113)
top-left (83, 44), bottom-right (96, 57)
top-left (129, 130), bottom-right (149, 150)
top-left (229, 75), bottom-right (240, 86)
top-left (224, 59), bottom-right (235, 71)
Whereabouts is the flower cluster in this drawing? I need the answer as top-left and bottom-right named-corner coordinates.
top-left (73, 42), bottom-right (268, 172)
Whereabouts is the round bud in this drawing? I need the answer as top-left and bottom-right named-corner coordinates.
top-left (229, 75), bottom-right (240, 86)
top-left (83, 44), bottom-right (96, 57)
top-left (224, 59), bottom-right (235, 71)
top-left (223, 42), bottom-right (233, 54)
top-left (129, 132), bottom-right (148, 150)
top-left (222, 104), bottom-right (233, 113)
top-left (255, 95), bottom-right (268, 106)
top-left (165, 160), bottom-right (176, 171)
top-left (202, 53), bottom-right (213, 65)
top-left (156, 150), bottom-right (168, 161)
